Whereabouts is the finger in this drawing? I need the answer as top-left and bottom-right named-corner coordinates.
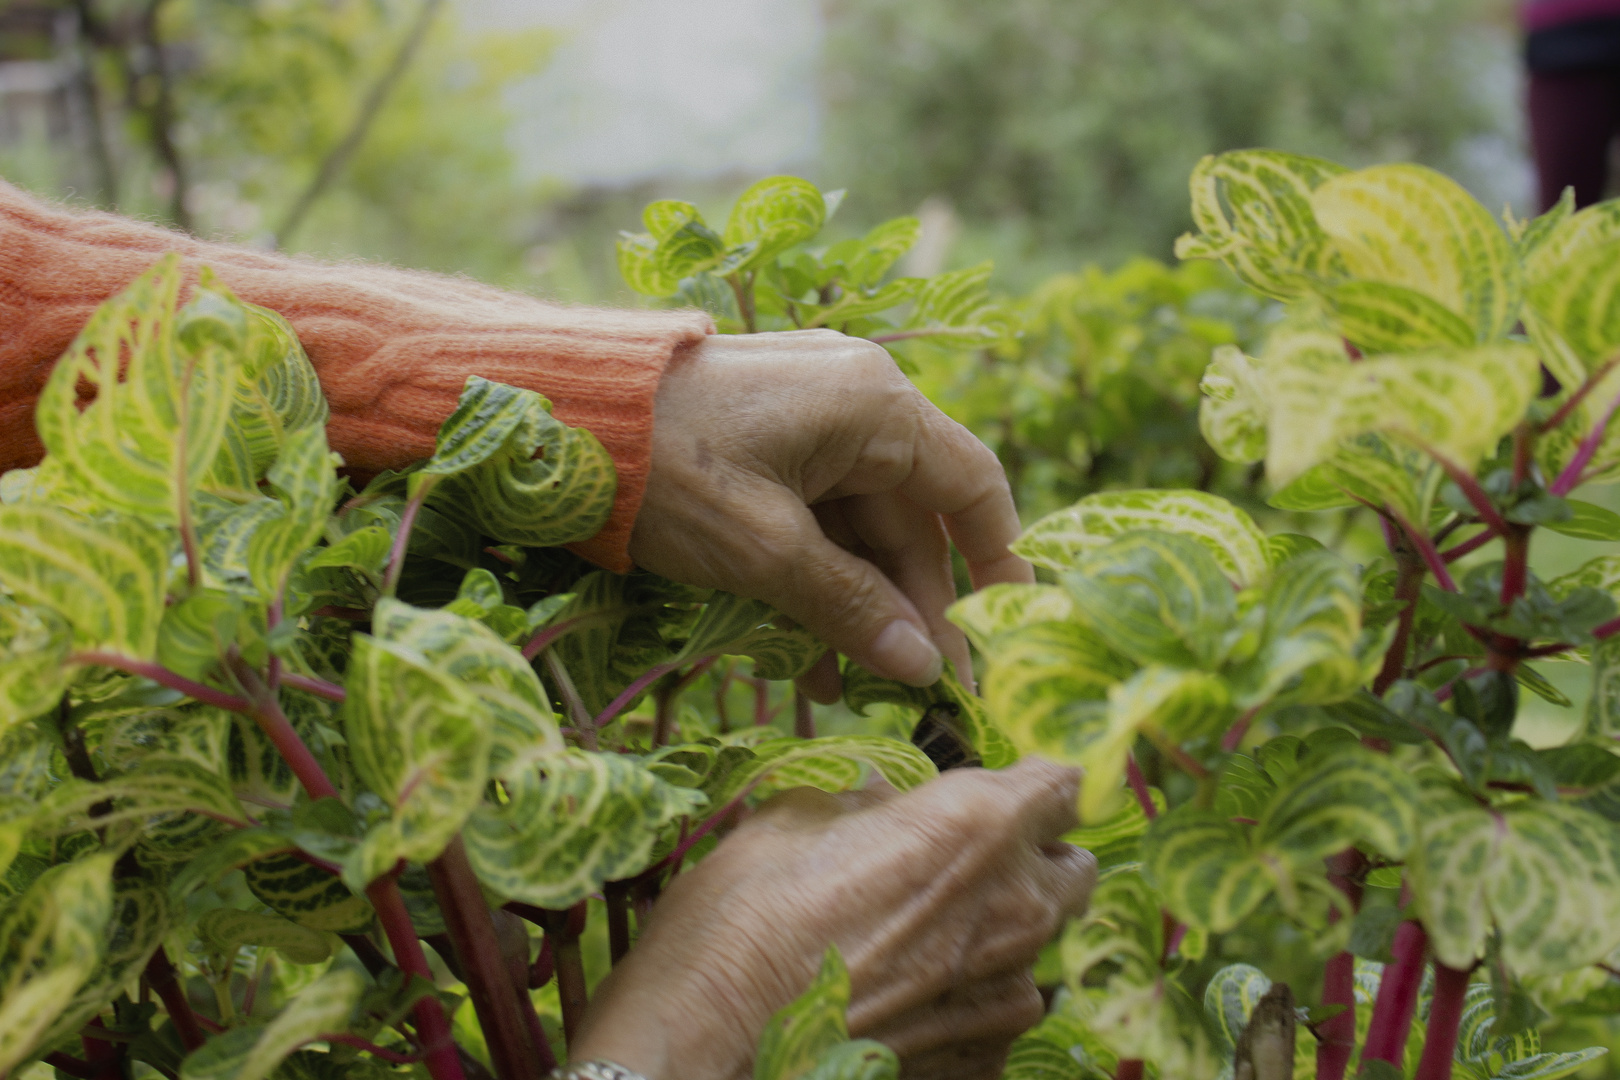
top-left (794, 649), bottom-right (843, 705)
top-left (841, 492), bottom-right (973, 685)
top-left (886, 757), bottom-right (1080, 847)
top-left (897, 1039), bottom-right (1019, 1080)
top-left (856, 967), bottom-right (1043, 1057)
top-left (733, 490), bottom-right (945, 687)
top-left (747, 786), bottom-right (849, 829)
top-left (897, 404), bottom-right (1035, 591)
top-left (1036, 842), bottom-right (1099, 921)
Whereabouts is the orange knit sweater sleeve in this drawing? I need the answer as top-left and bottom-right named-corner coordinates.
top-left (0, 181), bottom-right (714, 572)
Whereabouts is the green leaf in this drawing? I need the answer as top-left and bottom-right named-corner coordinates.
top-left (179, 967), bottom-right (365, 1080)
top-left (1079, 666), bottom-right (1231, 823)
top-left (1349, 905), bottom-right (1403, 962)
top-left (1142, 809), bottom-right (1269, 932)
top-left (1228, 550), bottom-right (1364, 708)
top-left (242, 852), bottom-right (373, 933)
top-left (946, 583), bottom-right (1074, 655)
top-left (755, 945), bottom-right (853, 1080)
top-left (0, 853), bottom-right (115, 1075)
top-left (1266, 440), bottom-right (1424, 524)
top-left (371, 598), bottom-right (561, 771)
top-left (204, 295), bottom-right (329, 496)
top-left (1322, 279), bottom-right (1477, 353)
top-left (0, 598), bottom-right (73, 732)
top-left (245, 423), bottom-right (340, 601)
top-left (616, 231), bottom-right (681, 297)
top-left (832, 217), bottom-right (920, 288)
top-left (671, 592), bottom-right (823, 680)
top-left (342, 633), bottom-right (491, 888)
top-left (1526, 236), bottom-right (1620, 371)
top-left (1587, 637), bottom-right (1620, 740)
top-left (196, 908), bottom-right (332, 965)
top-left (1254, 746), bottom-right (1417, 864)
top-left (797, 1041), bottom-right (900, 1080)
top-left (1410, 799), bottom-right (1620, 974)
top-left (712, 736), bottom-right (938, 804)
top-left (982, 621), bottom-right (1134, 763)
top-left (304, 524), bottom-right (391, 581)
top-left (1198, 345), bottom-right (1268, 464)
top-left (1203, 963), bottom-right (1273, 1056)
top-left (899, 262), bottom-right (1012, 347)
top-left (1174, 149), bottom-right (1349, 300)
top-left (156, 588), bottom-right (246, 681)
top-left (547, 571), bottom-right (681, 716)
top-left (724, 176), bottom-right (827, 271)
top-left (1014, 490), bottom-right (1270, 587)
top-left (1544, 500), bottom-right (1620, 541)
top-left (1263, 344), bottom-right (1542, 488)
top-left (424, 376), bottom-right (617, 547)
top-left (35, 756), bottom-right (249, 836)
top-left (463, 749), bottom-right (704, 908)
top-left (1493, 1051), bottom-right (1609, 1079)
top-left (0, 505), bottom-right (174, 656)
top-left (1004, 1010), bottom-right (1110, 1080)
top-left (34, 256), bottom-right (242, 523)
top-left (1061, 531), bottom-right (1238, 669)
top-left (41, 877), bottom-right (169, 1049)
top-left (1309, 163), bottom-right (1521, 343)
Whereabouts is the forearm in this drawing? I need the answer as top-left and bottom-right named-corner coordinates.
top-left (0, 180), bottom-right (712, 570)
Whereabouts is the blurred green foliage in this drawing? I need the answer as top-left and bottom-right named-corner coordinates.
top-left (821, 0), bottom-right (1515, 279)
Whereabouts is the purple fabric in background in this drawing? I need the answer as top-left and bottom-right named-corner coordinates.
top-left (1525, 0), bottom-right (1620, 31)
top-left (1529, 69), bottom-right (1620, 207)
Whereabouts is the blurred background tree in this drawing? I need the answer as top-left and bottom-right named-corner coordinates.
top-left (821, 0), bottom-right (1524, 286)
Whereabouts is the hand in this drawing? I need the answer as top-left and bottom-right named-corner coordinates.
top-left (568, 758), bottom-right (1097, 1080)
top-left (629, 331), bottom-right (1034, 695)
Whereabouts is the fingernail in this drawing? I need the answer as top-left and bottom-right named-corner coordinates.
top-left (871, 620), bottom-right (944, 687)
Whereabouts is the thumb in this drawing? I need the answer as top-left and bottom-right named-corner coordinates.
top-left (744, 512), bottom-right (945, 689)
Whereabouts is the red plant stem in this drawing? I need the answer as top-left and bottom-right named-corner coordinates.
top-left (1419, 443), bottom-right (1510, 536)
top-left (382, 476), bottom-right (438, 596)
top-left (753, 675), bottom-right (771, 726)
top-left (1390, 510), bottom-right (1457, 593)
top-left (1316, 850), bottom-right (1366, 1080)
top-left (1597, 617), bottom-right (1620, 640)
top-left (1374, 552), bottom-right (1429, 696)
top-left (426, 836), bottom-right (543, 1080)
top-left (229, 655), bottom-right (340, 802)
top-left (267, 599), bottom-right (284, 694)
top-left (342, 933), bottom-right (394, 979)
top-left (1143, 728), bottom-right (1209, 779)
top-left (1441, 528), bottom-right (1498, 563)
top-left (144, 947), bottom-right (206, 1051)
top-left (44, 1053), bottom-right (99, 1080)
top-left (366, 877), bottom-right (467, 1080)
top-left (281, 672), bottom-right (347, 702)
top-left (793, 687), bottom-right (816, 739)
top-left (1361, 919), bottom-right (1430, 1068)
top-left (1125, 753), bottom-right (1157, 819)
top-left (527, 935), bottom-right (555, 989)
top-left (520, 609), bottom-right (641, 662)
top-left (71, 652), bottom-right (251, 712)
top-left (605, 881), bottom-right (632, 965)
top-left (714, 661), bottom-right (734, 733)
top-left (1511, 423), bottom-right (1533, 487)
top-left (541, 650), bottom-right (595, 750)
top-left (539, 906), bottom-right (589, 1048)
top-left (1538, 355), bottom-right (1620, 434)
top-left (1416, 962), bottom-right (1472, 1080)
top-left (1501, 526), bottom-right (1531, 606)
top-left (1552, 387), bottom-right (1620, 496)
top-left (1221, 707), bottom-right (1260, 753)
top-left (1115, 1061), bottom-right (1145, 1080)
top-left (639, 790), bottom-right (754, 882)
top-left (325, 1034), bottom-right (425, 1064)
top-left (595, 661), bottom-right (681, 729)
top-left (310, 605), bottom-right (372, 621)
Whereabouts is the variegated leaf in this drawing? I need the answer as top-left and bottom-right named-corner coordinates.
top-left (1309, 163), bottom-right (1521, 343)
top-left (0, 853), bottom-right (115, 1075)
top-left (1227, 550), bottom-right (1364, 708)
top-left (34, 756), bottom-right (250, 836)
top-left (1015, 490), bottom-right (1270, 587)
top-left (1411, 799), bottom-right (1620, 975)
top-left (981, 622), bottom-right (1133, 761)
top-left (1203, 963), bottom-right (1273, 1057)
top-left (712, 736), bottom-right (938, 804)
top-left (1061, 531), bottom-right (1238, 670)
top-left (1254, 747), bottom-right (1417, 863)
top-left (1587, 636), bottom-right (1620, 739)
top-left (42, 879), bottom-right (168, 1047)
top-left (1265, 437), bottom-right (1424, 524)
top-left (1174, 149), bottom-right (1349, 300)
top-left (840, 668), bottom-right (1019, 770)
top-left (1078, 666), bottom-right (1231, 823)
top-left (1264, 344), bottom-right (1541, 487)
top-left (1142, 809), bottom-right (1269, 932)
top-left (1198, 345), bottom-right (1268, 465)
top-left (463, 749), bottom-right (704, 908)
top-left (196, 908), bottom-right (331, 965)
top-left (945, 583), bottom-right (1074, 656)
top-left (672, 592), bottom-right (823, 680)
top-left (0, 598), bottom-right (72, 732)
top-left (372, 598), bottom-right (561, 770)
top-left (898, 262), bottom-right (1013, 347)
top-left (1321, 278), bottom-right (1476, 353)
top-left (723, 176), bottom-right (827, 272)
top-left (617, 232), bottom-right (682, 297)
top-left (34, 256), bottom-right (241, 523)
top-left (1524, 199), bottom-right (1620, 375)
top-left (179, 967), bottom-right (365, 1080)
top-left (342, 634), bottom-right (491, 888)
top-left (245, 424), bottom-right (339, 600)
top-left (242, 852), bottom-right (372, 933)
top-left (426, 376), bottom-right (617, 547)
top-left (755, 946), bottom-right (858, 1080)
top-left (0, 505), bottom-right (173, 657)
top-left (1004, 1010), bottom-right (1110, 1080)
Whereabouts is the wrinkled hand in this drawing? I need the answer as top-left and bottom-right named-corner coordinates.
top-left (569, 759), bottom-right (1097, 1080)
top-left (629, 331), bottom-right (1035, 694)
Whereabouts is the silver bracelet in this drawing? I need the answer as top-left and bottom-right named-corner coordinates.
top-left (549, 1062), bottom-right (651, 1080)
